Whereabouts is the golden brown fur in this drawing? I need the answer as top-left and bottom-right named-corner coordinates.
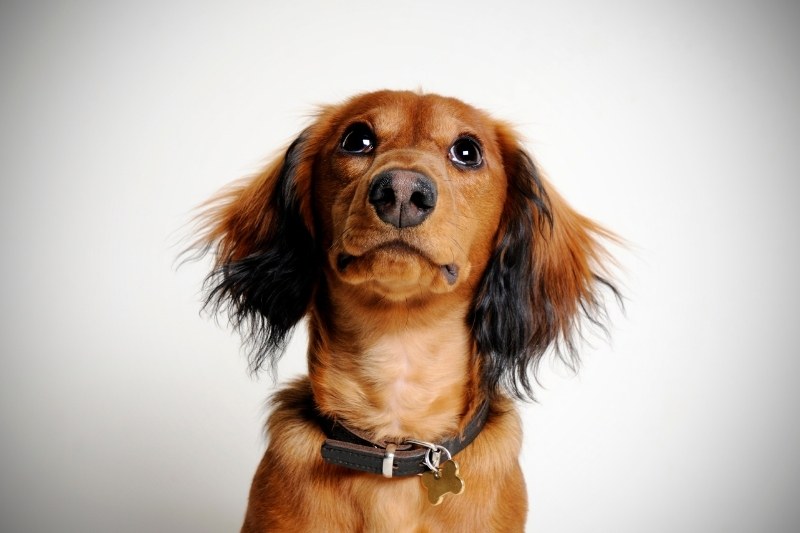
top-left (196, 90), bottom-right (617, 532)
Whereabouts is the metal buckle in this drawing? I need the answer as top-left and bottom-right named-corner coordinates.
top-left (382, 443), bottom-right (397, 478)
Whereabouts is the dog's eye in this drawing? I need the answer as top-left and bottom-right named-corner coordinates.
top-left (448, 137), bottom-right (483, 168)
top-left (340, 123), bottom-right (376, 154)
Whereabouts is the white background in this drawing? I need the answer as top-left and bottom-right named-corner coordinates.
top-left (1, 1), bottom-right (799, 532)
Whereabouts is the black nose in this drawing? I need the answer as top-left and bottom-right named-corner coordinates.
top-left (368, 170), bottom-right (437, 228)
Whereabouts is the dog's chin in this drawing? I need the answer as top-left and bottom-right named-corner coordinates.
top-left (333, 243), bottom-right (466, 300)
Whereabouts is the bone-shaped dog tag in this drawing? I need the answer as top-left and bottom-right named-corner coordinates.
top-left (420, 459), bottom-right (464, 505)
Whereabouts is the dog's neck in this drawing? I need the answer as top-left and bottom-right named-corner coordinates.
top-left (308, 283), bottom-right (480, 442)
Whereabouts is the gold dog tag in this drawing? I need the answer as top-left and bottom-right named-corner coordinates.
top-left (420, 459), bottom-right (464, 505)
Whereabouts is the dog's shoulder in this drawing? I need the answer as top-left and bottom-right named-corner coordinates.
top-left (263, 378), bottom-right (327, 465)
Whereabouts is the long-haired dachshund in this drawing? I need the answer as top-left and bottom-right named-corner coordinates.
top-left (195, 90), bottom-right (618, 531)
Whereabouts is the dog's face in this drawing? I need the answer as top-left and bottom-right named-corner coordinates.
top-left (312, 92), bottom-right (506, 300)
top-left (199, 90), bottom-right (616, 399)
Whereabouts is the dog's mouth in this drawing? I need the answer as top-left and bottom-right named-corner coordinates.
top-left (336, 241), bottom-right (460, 286)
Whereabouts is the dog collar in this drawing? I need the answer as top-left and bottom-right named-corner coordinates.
top-left (318, 401), bottom-right (489, 478)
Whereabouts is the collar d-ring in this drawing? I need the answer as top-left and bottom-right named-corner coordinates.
top-left (403, 439), bottom-right (452, 472)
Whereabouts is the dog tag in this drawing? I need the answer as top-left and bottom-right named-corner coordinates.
top-left (420, 459), bottom-right (464, 505)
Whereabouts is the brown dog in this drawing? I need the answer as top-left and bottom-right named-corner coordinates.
top-left (196, 90), bottom-right (617, 531)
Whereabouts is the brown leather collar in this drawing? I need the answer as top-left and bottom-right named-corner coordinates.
top-left (318, 401), bottom-right (490, 477)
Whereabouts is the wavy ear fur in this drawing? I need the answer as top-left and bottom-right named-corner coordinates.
top-left (471, 124), bottom-right (620, 399)
top-left (198, 132), bottom-right (318, 373)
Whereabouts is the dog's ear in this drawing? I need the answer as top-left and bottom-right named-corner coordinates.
top-left (470, 124), bottom-right (619, 399)
top-left (196, 131), bottom-right (318, 374)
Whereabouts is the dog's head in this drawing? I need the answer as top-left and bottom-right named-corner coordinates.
top-left (197, 90), bottom-right (617, 399)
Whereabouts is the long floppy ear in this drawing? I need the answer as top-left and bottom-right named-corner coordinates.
top-left (195, 131), bottom-right (318, 373)
top-left (471, 124), bottom-right (620, 399)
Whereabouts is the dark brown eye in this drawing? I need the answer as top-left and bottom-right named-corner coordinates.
top-left (340, 123), bottom-right (376, 154)
top-left (449, 137), bottom-right (483, 168)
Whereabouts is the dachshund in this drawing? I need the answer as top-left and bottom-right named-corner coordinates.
top-left (195, 90), bottom-right (618, 532)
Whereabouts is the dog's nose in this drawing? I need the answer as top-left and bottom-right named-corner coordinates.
top-left (368, 170), bottom-right (437, 228)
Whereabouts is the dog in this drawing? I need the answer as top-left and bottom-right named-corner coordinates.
top-left (195, 90), bottom-right (618, 531)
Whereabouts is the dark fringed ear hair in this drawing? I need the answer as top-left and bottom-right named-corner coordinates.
top-left (470, 124), bottom-right (620, 400)
top-left (196, 131), bottom-right (319, 374)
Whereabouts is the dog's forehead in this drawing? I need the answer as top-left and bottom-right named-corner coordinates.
top-left (338, 91), bottom-right (494, 142)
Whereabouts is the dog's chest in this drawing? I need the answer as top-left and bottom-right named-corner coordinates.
top-left (360, 329), bottom-right (469, 438)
